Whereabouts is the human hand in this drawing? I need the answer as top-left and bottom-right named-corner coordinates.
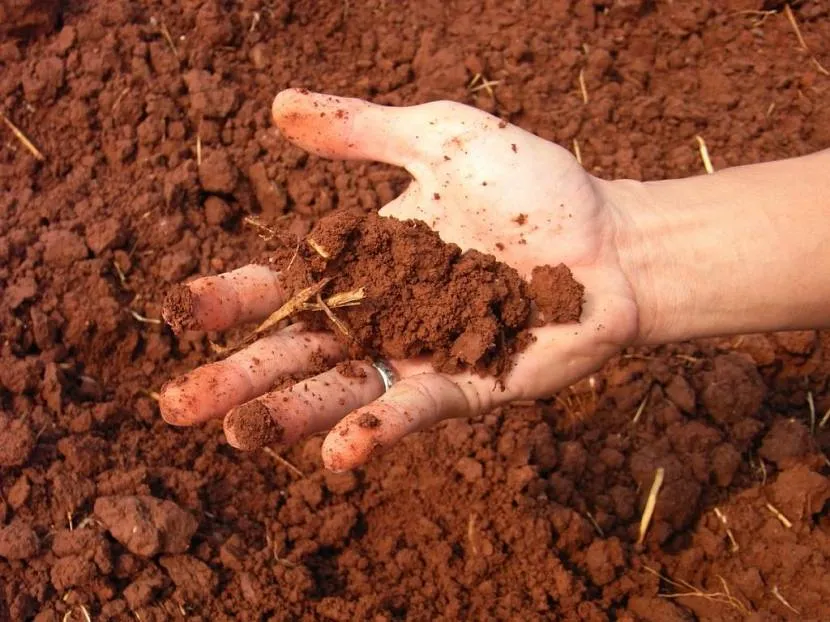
top-left (159, 90), bottom-right (641, 471)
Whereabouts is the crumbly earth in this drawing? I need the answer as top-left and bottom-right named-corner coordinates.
top-left (263, 208), bottom-right (583, 376)
top-left (1, 1), bottom-right (829, 621)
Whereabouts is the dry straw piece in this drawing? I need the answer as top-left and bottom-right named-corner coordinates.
top-left (468, 72), bottom-right (500, 98)
top-left (772, 584), bottom-right (800, 615)
top-left (807, 391), bottom-right (816, 435)
top-left (315, 292), bottom-right (360, 345)
top-left (765, 502), bottom-right (793, 529)
top-left (572, 139), bottom-right (583, 165)
top-left (695, 135), bottom-right (714, 174)
top-left (631, 394), bottom-right (649, 425)
top-left (638, 466), bottom-right (665, 545)
top-left (129, 309), bottom-right (162, 325)
top-left (578, 68), bottom-right (589, 104)
top-left (783, 4), bottom-right (829, 76)
top-left (302, 287), bottom-right (365, 312)
top-left (713, 506), bottom-right (740, 553)
top-left (263, 447), bottom-right (305, 479)
top-left (467, 513), bottom-right (479, 555)
top-left (644, 567), bottom-right (751, 616)
top-left (1, 111), bottom-right (46, 161)
top-left (307, 237), bottom-right (331, 259)
top-left (255, 278), bottom-right (332, 334)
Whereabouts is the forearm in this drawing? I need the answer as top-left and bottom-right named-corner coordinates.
top-left (607, 149), bottom-right (830, 345)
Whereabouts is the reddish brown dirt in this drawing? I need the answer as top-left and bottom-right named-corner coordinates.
top-left (239, 208), bottom-right (580, 376)
top-left (1, 1), bottom-right (829, 621)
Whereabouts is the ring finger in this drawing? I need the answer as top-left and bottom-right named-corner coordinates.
top-left (222, 358), bottom-right (432, 450)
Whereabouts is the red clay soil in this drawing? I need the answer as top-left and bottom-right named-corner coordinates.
top-left (1, 1), bottom-right (829, 621)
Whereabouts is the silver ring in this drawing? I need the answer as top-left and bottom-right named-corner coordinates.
top-left (371, 359), bottom-right (397, 393)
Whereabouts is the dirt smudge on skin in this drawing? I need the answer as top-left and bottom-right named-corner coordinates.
top-left (357, 413), bottom-right (381, 429)
top-left (224, 400), bottom-right (284, 451)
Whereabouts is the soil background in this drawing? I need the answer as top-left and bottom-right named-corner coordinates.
top-left (2, 1), bottom-right (830, 620)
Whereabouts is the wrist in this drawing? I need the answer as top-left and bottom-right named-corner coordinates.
top-left (601, 150), bottom-right (830, 346)
top-left (598, 177), bottom-right (683, 346)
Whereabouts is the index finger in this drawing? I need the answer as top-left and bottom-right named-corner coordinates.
top-left (162, 264), bottom-right (285, 333)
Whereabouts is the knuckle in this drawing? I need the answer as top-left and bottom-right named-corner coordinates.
top-left (398, 376), bottom-right (442, 412)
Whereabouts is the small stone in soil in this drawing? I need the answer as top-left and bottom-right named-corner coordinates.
top-left (94, 495), bottom-right (198, 558)
top-left (0, 521), bottom-right (39, 560)
top-left (0, 416), bottom-right (36, 467)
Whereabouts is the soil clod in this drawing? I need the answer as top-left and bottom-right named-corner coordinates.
top-left (275, 209), bottom-right (584, 377)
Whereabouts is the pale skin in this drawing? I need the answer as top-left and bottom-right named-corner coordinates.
top-left (160, 89), bottom-right (830, 472)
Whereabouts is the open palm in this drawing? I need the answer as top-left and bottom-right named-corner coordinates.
top-left (160, 90), bottom-right (640, 471)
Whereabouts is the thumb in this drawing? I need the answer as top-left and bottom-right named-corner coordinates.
top-left (272, 89), bottom-right (434, 169)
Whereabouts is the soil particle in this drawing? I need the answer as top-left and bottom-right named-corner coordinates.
top-left (57, 434), bottom-right (110, 476)
top-left (735, 334), bottom-right (778, 366)
top-left (627, 596), bottom-right (694, 622)
top-left (710, 443), bottom-right (741, 487)
top-left (159, 554), bottom-right (218, 600)
top-left (51, 528), bottom-right (112, 573)
top-left (183, 69), bottom-right (238, 119)
top-left (0, 0), bottom-right (62, 38)
top-left (94, 495), bottom-right (198, 557)
top-left (335, 360), bottom-right (367, 380)
top-left (204, 196), bottom-right (234, 226)
top-left (767, 465), bottom-right (830, 522)
top-left (219, 534), bottom-right (246, 571)
top-left (123, 565), bottom-right (168, 610)
top-left (583, 537), bottom-right (625, 586)
top-left (664, 374), bottom-right (696, 414)
top-left (224, 400), bottom-right (284, 450)
top-left (84, 217), bottom-right (126, 255)
top-left (0, 357), bottom-right (42, 393)
top-left (22, 55), bottom-right (64, 103)
top-left (0, 520), bottom-right (39, 560)
top-left (7, 474), bottom-right (31, 509)
top-left (50, 556), bottom-right (98, 591)
top-left (455, 456), bottom-right (484, 482)
top-left (0, 415), bottom-right (36, 467)
top-left (158, 249), bottom-right (198, 283)
top-left (248, 162), bottom-right (288, 218)
top-left (199, 150), bottom-right (239, 194)
top-left (324, 470), bottom-right (359, 495)
top-left (758, 418), bottom-right (813, 468)
top-left (289, 478), bottom-right (324, 508)
top-left (700, 353), bottom-right (765, 424)
top-left (5, 276), bottom-right (38, 309)
top-left (772, 330), bottom-right (817, 356)
top-left (164, 162), bottom-right (199, 210)
top-left (41, 230), bottom-right (88, 266)
top-left (529, 264), bottom-right (585, 324)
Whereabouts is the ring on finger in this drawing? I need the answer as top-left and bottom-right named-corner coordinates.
top-left (371, 359), bottom-right (398, 393)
